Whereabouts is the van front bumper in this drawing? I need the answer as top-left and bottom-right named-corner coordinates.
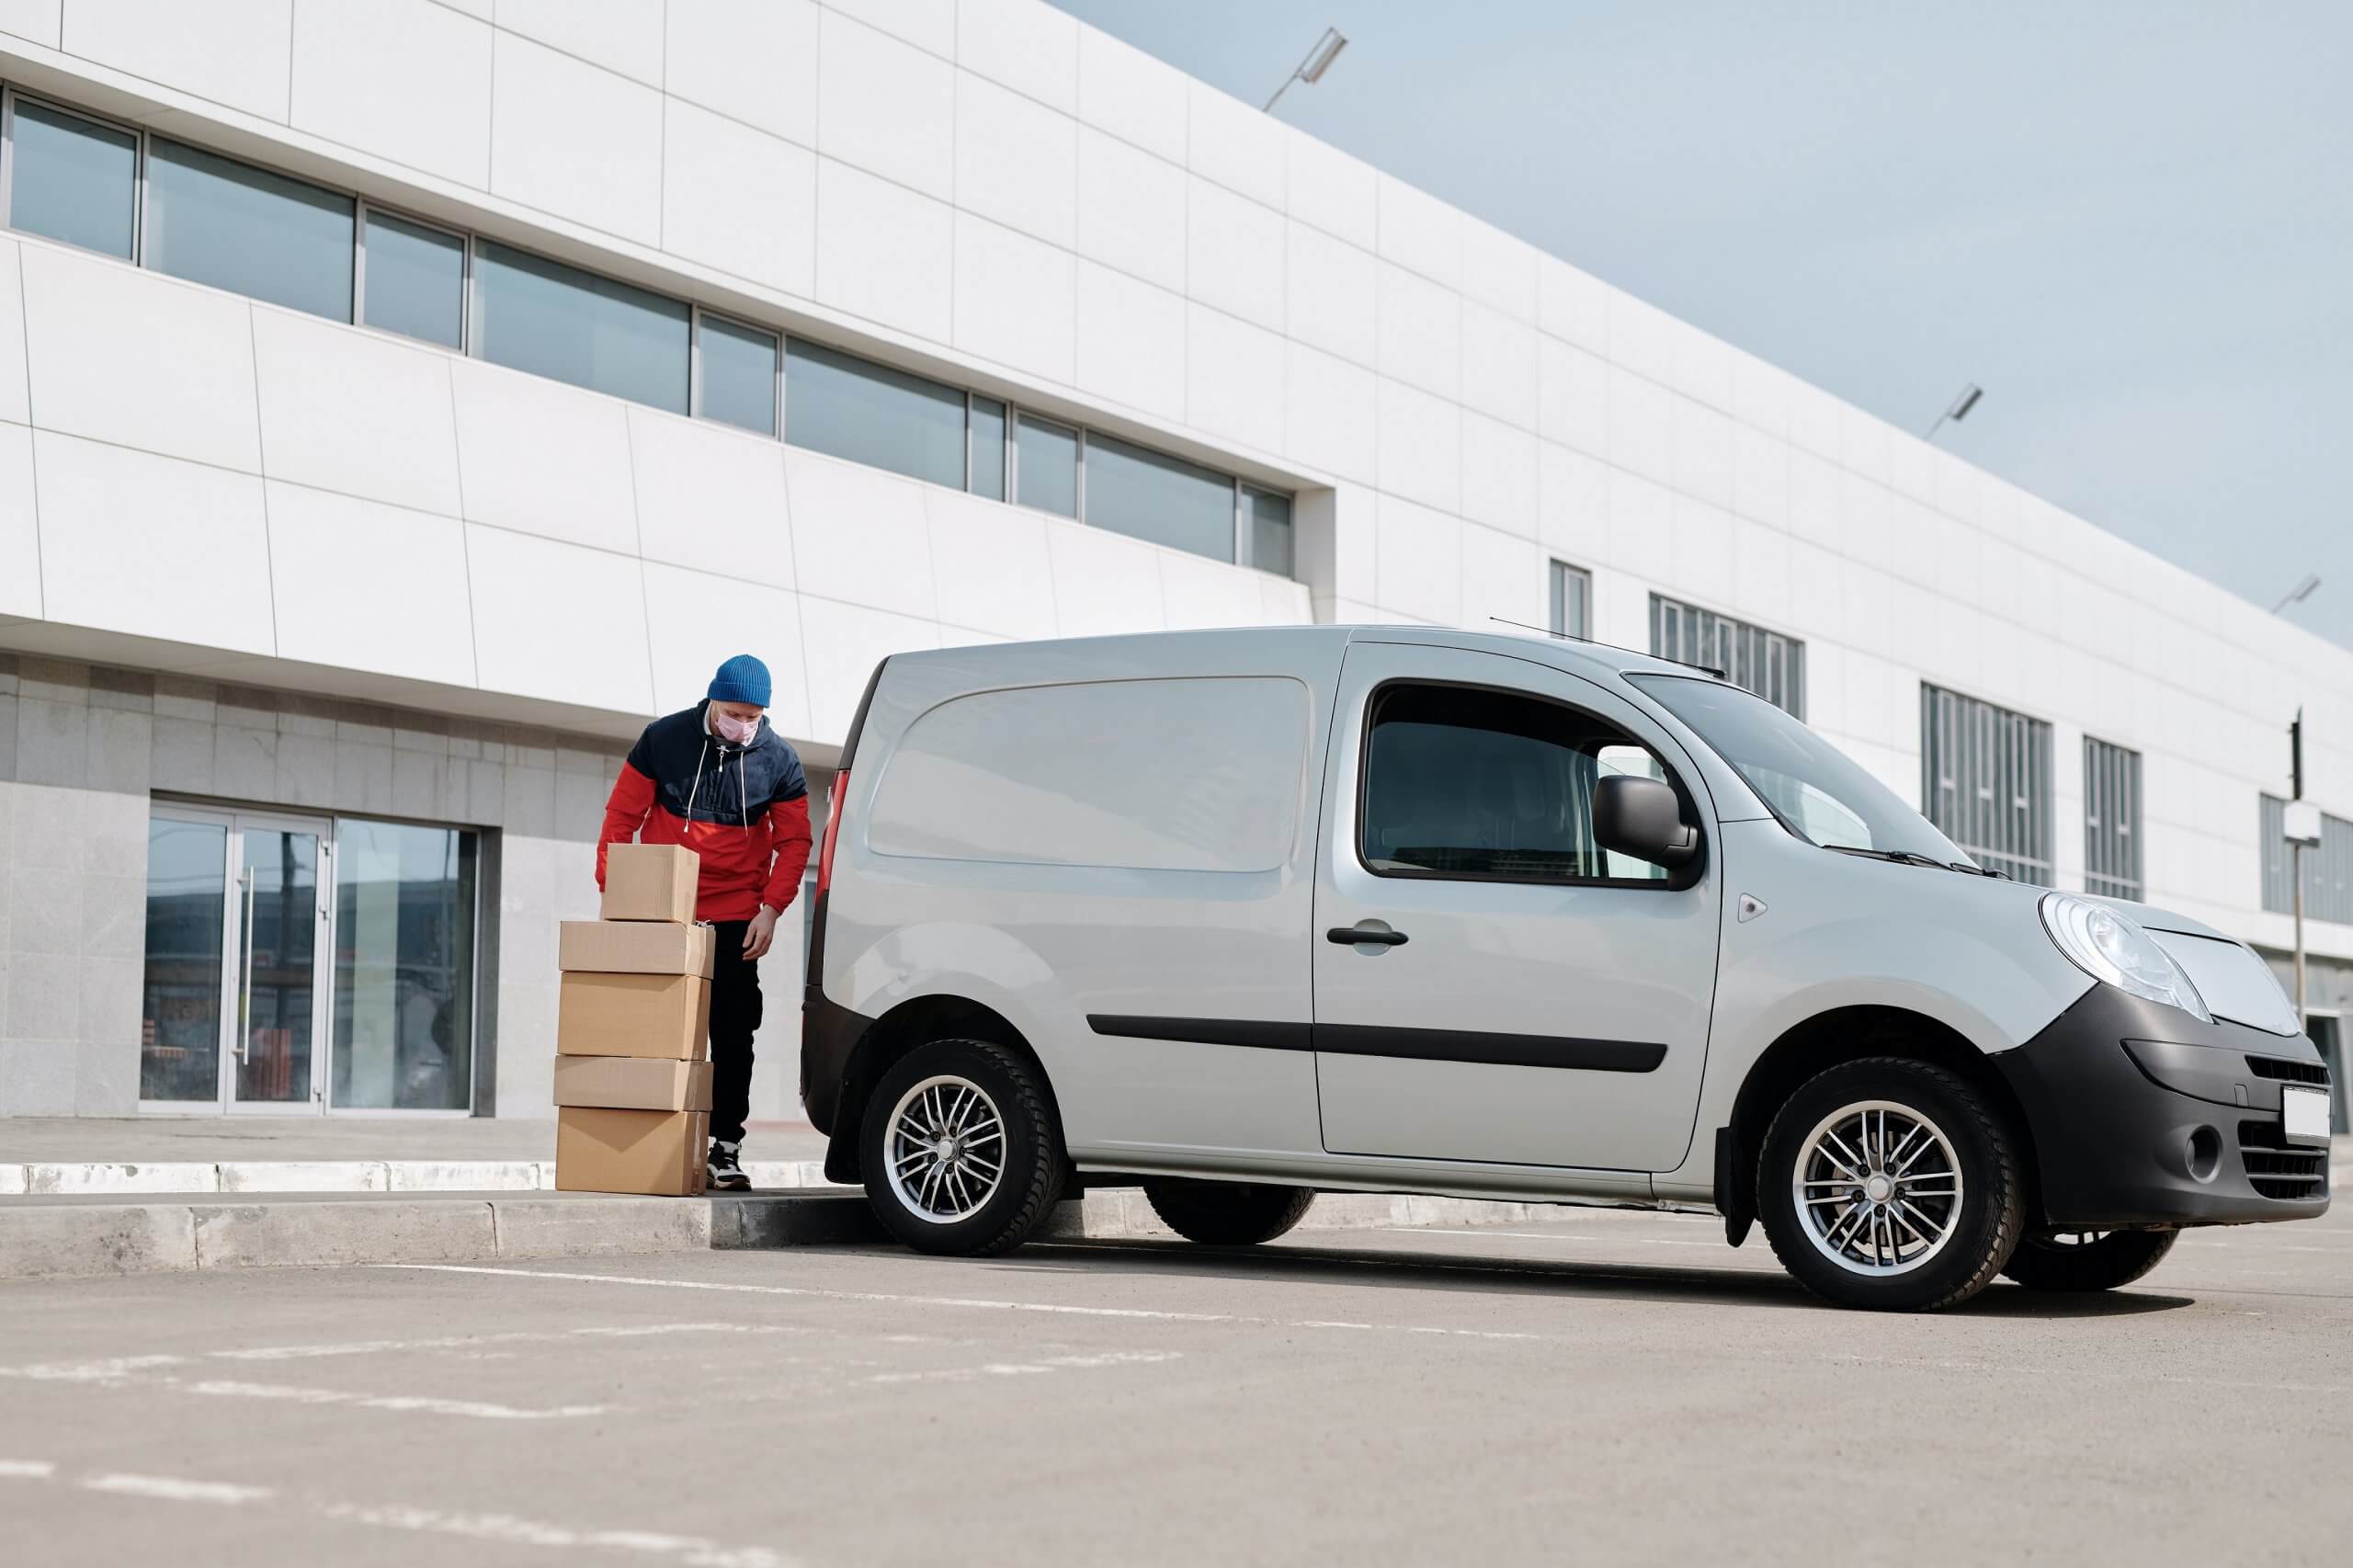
top-left (1992, 985), bottom-right (2332, 1230)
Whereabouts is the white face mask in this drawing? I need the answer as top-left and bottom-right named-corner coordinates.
top-left (710, 709), bottom-right (760, 746)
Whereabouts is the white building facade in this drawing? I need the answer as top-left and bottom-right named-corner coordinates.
top-left (0, 0), bottom-right (2347, 1124)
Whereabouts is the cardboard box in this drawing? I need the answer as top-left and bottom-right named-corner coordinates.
top-left (557, 972), bottom-right (710, 1061)
top-left (602, 843), bottom-right (700, 923)
top-left (559, 919), bottom-right (715, 979)
top-left (553, 1054), bottom-right (712, 1112)
top-left (555, 1106), bottom-right (710, 1196)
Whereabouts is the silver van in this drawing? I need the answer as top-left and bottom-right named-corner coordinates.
top-left (801, 628), bottom-right (2331, 1311)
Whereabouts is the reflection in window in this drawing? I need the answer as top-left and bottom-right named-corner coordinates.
top-left (784, 339), bottom-right (965, 487)
top-left (6, 99), bottom-right (138, 258)
top-left (699, 314), bottom-right (779, 436)
top-left (142, 816), bottom-right (227, 1101)
top-left (474, 239), bottom-right (689, 413)
top-left (361, 210), bottom-right (465, 349)
top-left (1247, 487), bottom-right (1293, 576)
top-left (968, 396), bottom-right (1007, 502)
top-left (1086, 433), bottom-right (1231, 558)
top-left (145, 137), bottom-right (356, 321)
top-left (1360, 684), bottom-right (1667, 882)
top-left (333, 820), bottom-right (479, 1111)
top-left (1015, 415), bottom-right (1079, 518)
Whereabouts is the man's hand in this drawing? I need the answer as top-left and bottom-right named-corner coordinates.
top-left (743, 905), bottom-right (780, 960)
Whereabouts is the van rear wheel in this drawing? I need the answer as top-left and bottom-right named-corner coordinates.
top-left (1756, 1056), bottom-right (2025, 1312)
top-left (1999, 1227), bottom-right (2177, 1291)
top-left (1142, 1179), bottom-right (1316, 1244)
top-left (860, 1039), bottom-right (1064, 1256)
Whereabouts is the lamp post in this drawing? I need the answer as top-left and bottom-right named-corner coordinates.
top-left (1923, 383), bottom-right (1983, 442)
top-left (1263, 27), bottom-right (1348, 112)
top-left (2271, 573), bottom-right (2322, 614)
top-left (2285, 712), bottom-right (2322, 1032)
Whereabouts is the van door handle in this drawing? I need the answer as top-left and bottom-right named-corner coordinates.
top-left (1327, 926), bottom-right (1408, 947)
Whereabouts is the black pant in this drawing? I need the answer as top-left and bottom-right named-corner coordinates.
top-left (708, 919), bottom-right (762, 1145)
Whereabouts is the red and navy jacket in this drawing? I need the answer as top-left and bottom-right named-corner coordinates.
top-left (597, 701), bottom-right (813, 923)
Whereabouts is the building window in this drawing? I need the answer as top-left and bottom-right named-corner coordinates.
top-left (472, 239), bottom-right (689, 413)
top-left (360, 208), bottom-right (466, 349)
top-left (1013, 412), bottom-right (1081, 518)
top-left (1085, 431), bottom-right (1232, 558)
top-left (784, 337), bottom-right (967, 488)
top-left (0, 83), bottom-right (1301, 577)
top-left (2083, 737), bottom-right (2143, 901)
top-left (2, 95), bottom-right (137, 258)
top-left (1245, 487), bottom-right (1293, 576)
top-left (144, 136), bottom-right (357, 321)
top-left (1921, 684), bottom-right (2053, 885)
top-left (2260, 796), bottom-right (2353, 924)
top-left (1650, 594), bottom-right (1804, 718)
top-left (1551, 562), bottom-right (1592, 640)
top-left (694, 312), bottom-right (779, 437)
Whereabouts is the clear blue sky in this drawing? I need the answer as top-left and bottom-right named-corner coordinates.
top-left (1056, 0), bottom-right (2353, 650)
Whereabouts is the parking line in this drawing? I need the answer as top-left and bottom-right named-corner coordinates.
top-left (84, 1472), bottom-right (270, 1506)
top-left (382, 1264), bottom-right (1548, 1343)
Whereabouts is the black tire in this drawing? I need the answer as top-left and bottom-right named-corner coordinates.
top-left (1999, 1227), bottom-right (2178, 1291)
top-left (860, 1039), bottom-right (1064, 1257)
top-left (1756, 1056), bottom-right (2026, 1312)
top-left (1142, 1179), bottom-right (1316, 1244)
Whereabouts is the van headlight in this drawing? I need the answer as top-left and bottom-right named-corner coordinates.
top-left (2039, 893), bottom-right (2211, 1023)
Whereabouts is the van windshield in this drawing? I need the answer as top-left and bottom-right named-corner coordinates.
top-left (1626, 674), bottom-right (1973, 865)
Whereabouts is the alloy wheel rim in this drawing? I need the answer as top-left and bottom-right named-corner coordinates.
top-left (1793, 1099), bottom-right (1964, 1277)
top-left (883, 1074), bottom-right (1006, 1224)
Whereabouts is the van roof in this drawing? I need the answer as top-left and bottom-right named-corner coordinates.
top-left (915, 624), bottom-right (1727, 686)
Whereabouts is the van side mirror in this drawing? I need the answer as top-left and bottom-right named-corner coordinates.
top-left (1593, 774), bottom-right (1699, 869)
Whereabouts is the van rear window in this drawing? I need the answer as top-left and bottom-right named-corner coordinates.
top-left (866, 677), bottom-right (1309, 873)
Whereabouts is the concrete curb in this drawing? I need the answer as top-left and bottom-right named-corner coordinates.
top-left (0, 1159), bottom-right (842, 1198)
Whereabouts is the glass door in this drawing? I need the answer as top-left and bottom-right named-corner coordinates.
top-left (141, 807), bottom-right (332, 1113)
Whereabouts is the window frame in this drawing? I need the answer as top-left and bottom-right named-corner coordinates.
top-left (2082, 734), bottom-right (2143, 901)
top-left (1650, 591), bottom-right (1805, 719)
top-left (354, 199), bottom-right (471, 352)
top-left (1009, 406), bottom-right (1084, 520)
top-left (1919, 682), bottom-right (2053, 885)
top-left (688, 304), bottom-right (783, 438)
top-left (1550, 560), bottom-right (1593, 640)
top-left (0, 85), bottom-right (148, 263)
top-left (1351, 676), bottom-right (1705, 894)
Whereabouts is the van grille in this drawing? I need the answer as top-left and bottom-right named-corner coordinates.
top-left (2238, 1119), bottom-right (2330, 1201)
top-left (2245, 1054), bottom-right (2329, 1086)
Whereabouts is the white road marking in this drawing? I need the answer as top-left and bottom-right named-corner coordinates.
top-left (84, 1472), bottom-right (270, 1506)
top-left (382, 1264), bottom-right (1548, 1342)
top-left (183, 1380), bottom-right (610, 1421)
top-left (210, 1322), bottom-right (793, 1362)
top-left (0, 1355), bottom-right (186, 1382)
top-left (866, 1349), bottom-right (1183, 1384)
top-left (0, 1460), bottom-right (57, 1479)
top-left (316, 1503), bottom-right (792, 1566)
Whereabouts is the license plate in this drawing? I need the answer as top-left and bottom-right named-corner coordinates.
top-left (2281, 1085), bottom-right (2333, 1147)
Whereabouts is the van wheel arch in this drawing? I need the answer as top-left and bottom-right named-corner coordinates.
top-left (824, 995), bottom-right (1066, 1186)
top-left (1721, 1006), bottom-right (2041, 1236)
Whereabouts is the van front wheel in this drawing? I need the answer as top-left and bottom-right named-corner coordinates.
top-left (860, 1040), bottom-right (1065, 1256)
top-left (1756, 1057), bottom-right (2025, 1312)
top-left (1999, 1227), bottom-right (2177, 1291)
top-left (1142, 1179), bottom-right (1316, 1244)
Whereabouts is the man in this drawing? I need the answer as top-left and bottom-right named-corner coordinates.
top-left (598, 654), bottom-right (812, 1191)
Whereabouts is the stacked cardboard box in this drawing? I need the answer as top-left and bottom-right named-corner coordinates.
top-left (554, 844), bottom-right (717, 1196)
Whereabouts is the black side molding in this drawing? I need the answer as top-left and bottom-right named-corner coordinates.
top-left (1086, 1015), bottom-right (1665, 1074)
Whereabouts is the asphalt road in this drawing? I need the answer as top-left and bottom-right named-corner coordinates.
top-left (3, 1200), bottom-right (2348, 1567)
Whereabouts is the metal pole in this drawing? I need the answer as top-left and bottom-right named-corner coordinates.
top-left (2293, 842), bottom-right (2307, 1033)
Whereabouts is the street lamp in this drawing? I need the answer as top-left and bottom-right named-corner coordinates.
top-left (1263, 27), bottom-right (1348, 112)
top-left (2271, 573), bottom-right (2323, 614)
top-left (1923, 382), bottom-right (1983, 442)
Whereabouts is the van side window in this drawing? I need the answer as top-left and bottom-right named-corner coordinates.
top-left (1359, 684), bottom-right (1673, 883)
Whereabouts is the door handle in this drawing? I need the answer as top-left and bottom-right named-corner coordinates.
top-left (1327, 925), bottom-right (1408, 947)
top-left (237, 869), bottom-right (256, 1066)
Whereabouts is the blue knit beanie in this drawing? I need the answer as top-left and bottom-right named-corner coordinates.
top-left (708, 653), bottom-right (772, 708)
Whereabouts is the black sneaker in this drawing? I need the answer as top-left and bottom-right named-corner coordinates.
top-left (708, 1141), bottom-right (751, 1192)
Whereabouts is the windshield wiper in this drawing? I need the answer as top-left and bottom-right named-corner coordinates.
top-left (1824, 846), bottom-right (1964, 872)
